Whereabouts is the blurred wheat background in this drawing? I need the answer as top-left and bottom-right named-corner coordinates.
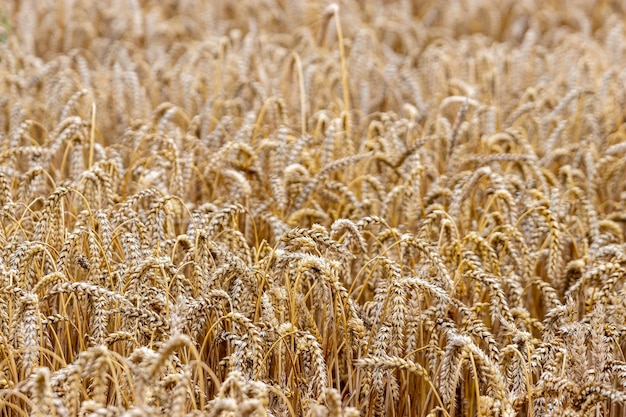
top-left (1, 0), bottom-right (626, 416)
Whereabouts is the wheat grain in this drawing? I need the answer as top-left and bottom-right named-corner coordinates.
top-left (3, 1), bottom-right (626, 416)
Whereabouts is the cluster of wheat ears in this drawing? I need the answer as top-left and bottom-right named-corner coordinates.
top-left (1, 0), bottom-right (626, 416)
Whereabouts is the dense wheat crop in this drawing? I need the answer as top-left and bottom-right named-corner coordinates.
top-left (2, 0), bottom-right (626, 416)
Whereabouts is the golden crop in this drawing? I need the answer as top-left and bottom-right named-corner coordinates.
top-left (0, 1), bottom-right (625, 416)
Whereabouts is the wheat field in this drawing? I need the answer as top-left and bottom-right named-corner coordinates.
top-left (1, 0), bottom-right (626, 416)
